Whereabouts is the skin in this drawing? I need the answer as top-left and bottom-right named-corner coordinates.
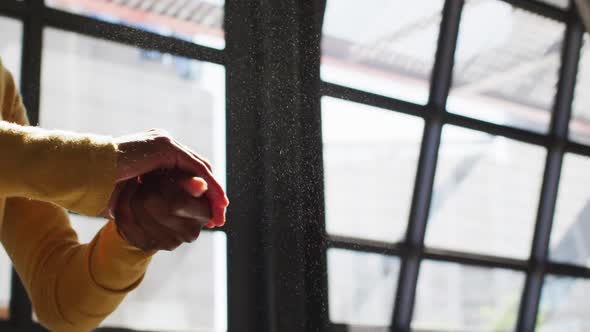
top-left (115, 171), bottom-right (212, 252)
top-left (103, 129), bottom-right (228, 252)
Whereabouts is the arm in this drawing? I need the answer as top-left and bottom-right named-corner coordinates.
top-left (0, 58), bottom-right (222, 331)
top-left (0, 121), bottom-right (117, 215)
top-left (0, 64), bottom-right (117, 216)
top-left (2, 197), bottom-right (153, 332)
top-left (0, 63), bottom-right (227, 225)
top-left (0, 62), bottom-right (152, 331)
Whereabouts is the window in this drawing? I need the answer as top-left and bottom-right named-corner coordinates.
top-left (322, 97), bottom-right (423, 243)
top-left (327, 248), bottom-right (400, 326)
top-left (320, 0), bottom-right (590, 331)
top-left (550, 153), bottom-right (590, 267)
top-left (448, 0), bottom-right (565, 133)
top-left (39, 29), bottom-right (227, 331)
top-left (46, 0), bottom-right (225, 49)
top-left (2, 0), bottom-right (590, 331)
top-left (570, 35), bottom-right (590, 144)
top-left (321, 0), bottom-right (444, 105)
top-left (538, 275), bottom-right (590, 331)
top-left (412, 261), bottom-right (524, 331)
top-left (0, 1), bottom-right (227, 331)
top-left (426, 125), bottom-right (546, 259)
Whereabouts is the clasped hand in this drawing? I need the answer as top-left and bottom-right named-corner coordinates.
top-left (100, 129), bottom-right (229, 252)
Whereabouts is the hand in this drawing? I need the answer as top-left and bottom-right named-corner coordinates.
top-left (104, 129), bottom-right (229, 228)
top-left (113, 170), bottom-right (212, 252)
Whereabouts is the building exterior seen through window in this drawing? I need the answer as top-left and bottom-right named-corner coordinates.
top-left (322, 0), bottom-right (590, 331)
top-left (0, 0), bottom-right (589, 331)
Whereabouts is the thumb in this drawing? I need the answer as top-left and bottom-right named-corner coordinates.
top-left (178, 176), bottom-right (208, 198)
top-left (99, 182), bottom-right (126, 219)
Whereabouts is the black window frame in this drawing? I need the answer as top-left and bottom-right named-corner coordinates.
top-left (321, 1), bottom-right (589, 332)
top-left (0, 0), bottom-right (588, 332)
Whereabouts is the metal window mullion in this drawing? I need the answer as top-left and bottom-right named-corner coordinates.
top-left (318, 80), bottom-right (590, 158)
top-left (328, 235), bottom-right (529, 271)
top-left (516, 11), bottom-right (584, 332)
top-left (19, 0), bottom-right (43, 126)
top-left (444, 112), bottom-right (550, 146)
top-left (319, 78), bottom-right (555, 148)
top-left (390, 114), bottom-right (442, 332)
top-left (327, 235), bottom-right (406, 257)
top-left (328, 234), bottom-right (590, 280)
top-left (319, 81), bottom-right (427, 118)
top-left (10, 0), bottom-right (44, 327)
top-left (547, 261), bottom-right (590, 278)
top-left (42, 7), bottom-right (225, 65)
top-left (0, 2), bottom-right (28, 19)
top-left (391, 1), bottom-right (463, 331)
top-left (566, 140), bottom-right (590, 157)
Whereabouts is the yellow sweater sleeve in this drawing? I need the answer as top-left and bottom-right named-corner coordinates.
top-left (2, 198), bottom-right (153, 332)
top-left (0, 61), bottom-right (154, 331)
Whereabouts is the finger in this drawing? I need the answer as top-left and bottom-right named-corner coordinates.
top-left (172, 142), bottom-right (229, 227)
top-left (100, 182), bottom-right (125, 219)
top-left (141, 186), bottom-right (205, 239)
top-left (144, 170), bottom-right (208, 198)
top-left (114, 179), bottom-right (153, 252)
top-left (141, 172), bottom-right (210, 227)
top-left (132, 187), bottom-right (182, 251)
top-left (178, 176), bottom-right (208, 198)
top-left (158, 174), bottom-right (210, 213)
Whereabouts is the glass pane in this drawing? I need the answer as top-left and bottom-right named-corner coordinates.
top-left (0, 254), bottom-right (9, 320)
top-left (322, 97), bottom-right (423, 243)
top-left (412, 260), bottom-right (525, 331)
top-left (550, 154), bottom-right (590, 266)
top-left (321, 0), bottom-right (445, 105)
top-left (0, 16), bottom-right (22, 85)
top-left (570, 34), bottom-right (590, 145)
top-left (537, 276), bottom-right (590, 331)
top-left (327, 248), bottom-right (399, 326)
top-left (425, 125), bottom-right (546, 259)
top-left (448, 0), bottom-right (564, 133)
top-left (0, 15), bottom-right (22, 320)
top-left (40, 28), bottom-right (227, 331)
top-left (66, 215), bottom-right (227, 331)
top-left (46, 0), bottom-right (225, 49)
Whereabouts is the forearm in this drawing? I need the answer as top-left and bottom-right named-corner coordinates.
top-left (89, 220), bottom-right (153, 291)
top-left (0, 121), bottom-right (117, 216)
top-left (2, 198), bottom-right (152, 332)
top-left (54, 232), bottom-right (152, 331)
